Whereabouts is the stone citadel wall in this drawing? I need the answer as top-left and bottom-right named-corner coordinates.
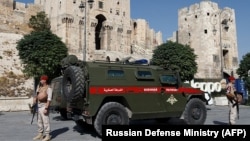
top-left (0, 0), bottom-right (162, 98)
top-left (0, 0), bottom-right (240, 99)
top-left (177, 1), bottom-right (239, 79)
top-left (33, 0), bottom-right (163, 62)
top-left (0, 0), bottom-right (43, 98)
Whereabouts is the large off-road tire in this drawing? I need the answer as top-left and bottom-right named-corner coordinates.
top-left (61, 55), bottom-right (78, 68)
top-left (183, 98), bottom-right (207, 125)
top-left (62, 66), bottom-right (85, 103)
top-left (94, 102), bottom-right (129, 136)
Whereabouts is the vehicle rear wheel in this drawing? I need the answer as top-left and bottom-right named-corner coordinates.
top-left (94, 102), bottom-right (129, 136)
top-left (183, 98), bottom-right (207, 124)
top-left (62, 66), bottom-right (85, 103)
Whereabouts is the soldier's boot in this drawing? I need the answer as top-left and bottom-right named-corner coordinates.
top-left (42, 134), bottom-right (51, 141)
top-left (33, 133), bottom-right (43, 140)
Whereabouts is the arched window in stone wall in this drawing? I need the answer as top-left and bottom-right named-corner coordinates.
top-left (133, 22), bottom-right (137, 29)
top-left (62, 17), bottom-right (74, 24)
top-left (116, 58), bottom-right (120, 62)
top-left (133, 22), bottom-right (137, 35)
top-left (130, 45), bottom-right (133, 54)
top-left (13, 1), bottom-right (16, 10)
top-left (95, 14), bottom-right (107, 50)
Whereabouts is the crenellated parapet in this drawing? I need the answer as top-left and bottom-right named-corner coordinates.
top-left (179, 1), bottom-right (219, 15)
top-left (0, 0), bottom-right (37, 12)
top-left (0, 0), bottom-right (42, 24)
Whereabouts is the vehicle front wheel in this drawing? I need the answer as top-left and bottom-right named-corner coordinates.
top-left (94, 102), bottom-right (129, 136)
top-left (183, 98), bottom-right (207, 124)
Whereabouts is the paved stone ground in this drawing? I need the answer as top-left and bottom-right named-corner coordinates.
top-left (0, 105), bottom-right (249, 141)
top-left (205, 105), bottom-right (250, 125)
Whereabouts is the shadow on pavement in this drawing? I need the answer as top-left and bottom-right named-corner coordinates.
top-left (167, 118), bottom-right (187, 125)
top-left (213, 120), bottom-right (229, 125)
top-left (73, 120), bottom-right (100, 138)
top-left (130, 118), bottom-right (187, 125)
top-left (51, 127), bottom-right (69, 139)
top-left (52, 115), bottom-right (70, 121)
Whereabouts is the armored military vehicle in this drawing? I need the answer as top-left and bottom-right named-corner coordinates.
top-left (52, 55), bottom-right (208, 136)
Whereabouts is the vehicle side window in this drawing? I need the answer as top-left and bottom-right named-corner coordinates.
top-left (160, 75), bottom-right (177, 85)
top-left (135, 70), bottom-right (154, 80)
top-left (107, 70), bottom-right (124, 77)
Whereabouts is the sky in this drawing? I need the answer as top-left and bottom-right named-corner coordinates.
top-left (16, 0), bottom-right (249, 61)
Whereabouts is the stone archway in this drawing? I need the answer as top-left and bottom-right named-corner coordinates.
top-left (95, 14), bottom-right (106, 50)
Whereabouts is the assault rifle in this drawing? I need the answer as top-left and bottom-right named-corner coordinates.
top-left (30, 83), bottom-right (41, 124)
top-left (30, 103), bottom-right (37, 124)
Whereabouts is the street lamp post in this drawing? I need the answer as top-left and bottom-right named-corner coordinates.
top-left (75, 0), bottom-right (94, 61)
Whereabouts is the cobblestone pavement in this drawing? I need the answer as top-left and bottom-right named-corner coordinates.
top-left (0, 105), bottom-right (249, 141)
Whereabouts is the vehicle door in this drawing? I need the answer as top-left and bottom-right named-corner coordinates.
top-left (51, 77), bottom-right (66, 108)
top-left (159, 74), bottom-right (187, 114)
top-left (127, 69), bottom-right (166, 115)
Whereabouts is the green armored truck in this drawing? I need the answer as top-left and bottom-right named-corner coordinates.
top-left (51, 55), bottom-right (208, 136)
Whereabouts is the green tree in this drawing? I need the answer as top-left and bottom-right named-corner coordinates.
top-left (16, 11), bottom-right (68, 83)
top-left (16, 30), bottom-right (68, 80)
top-left (28, 11), bottom-right (51, 31)
top-left (236, 53), bottom-right (250, 90)
top-left (151, 41), bottom-right (197, 81)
